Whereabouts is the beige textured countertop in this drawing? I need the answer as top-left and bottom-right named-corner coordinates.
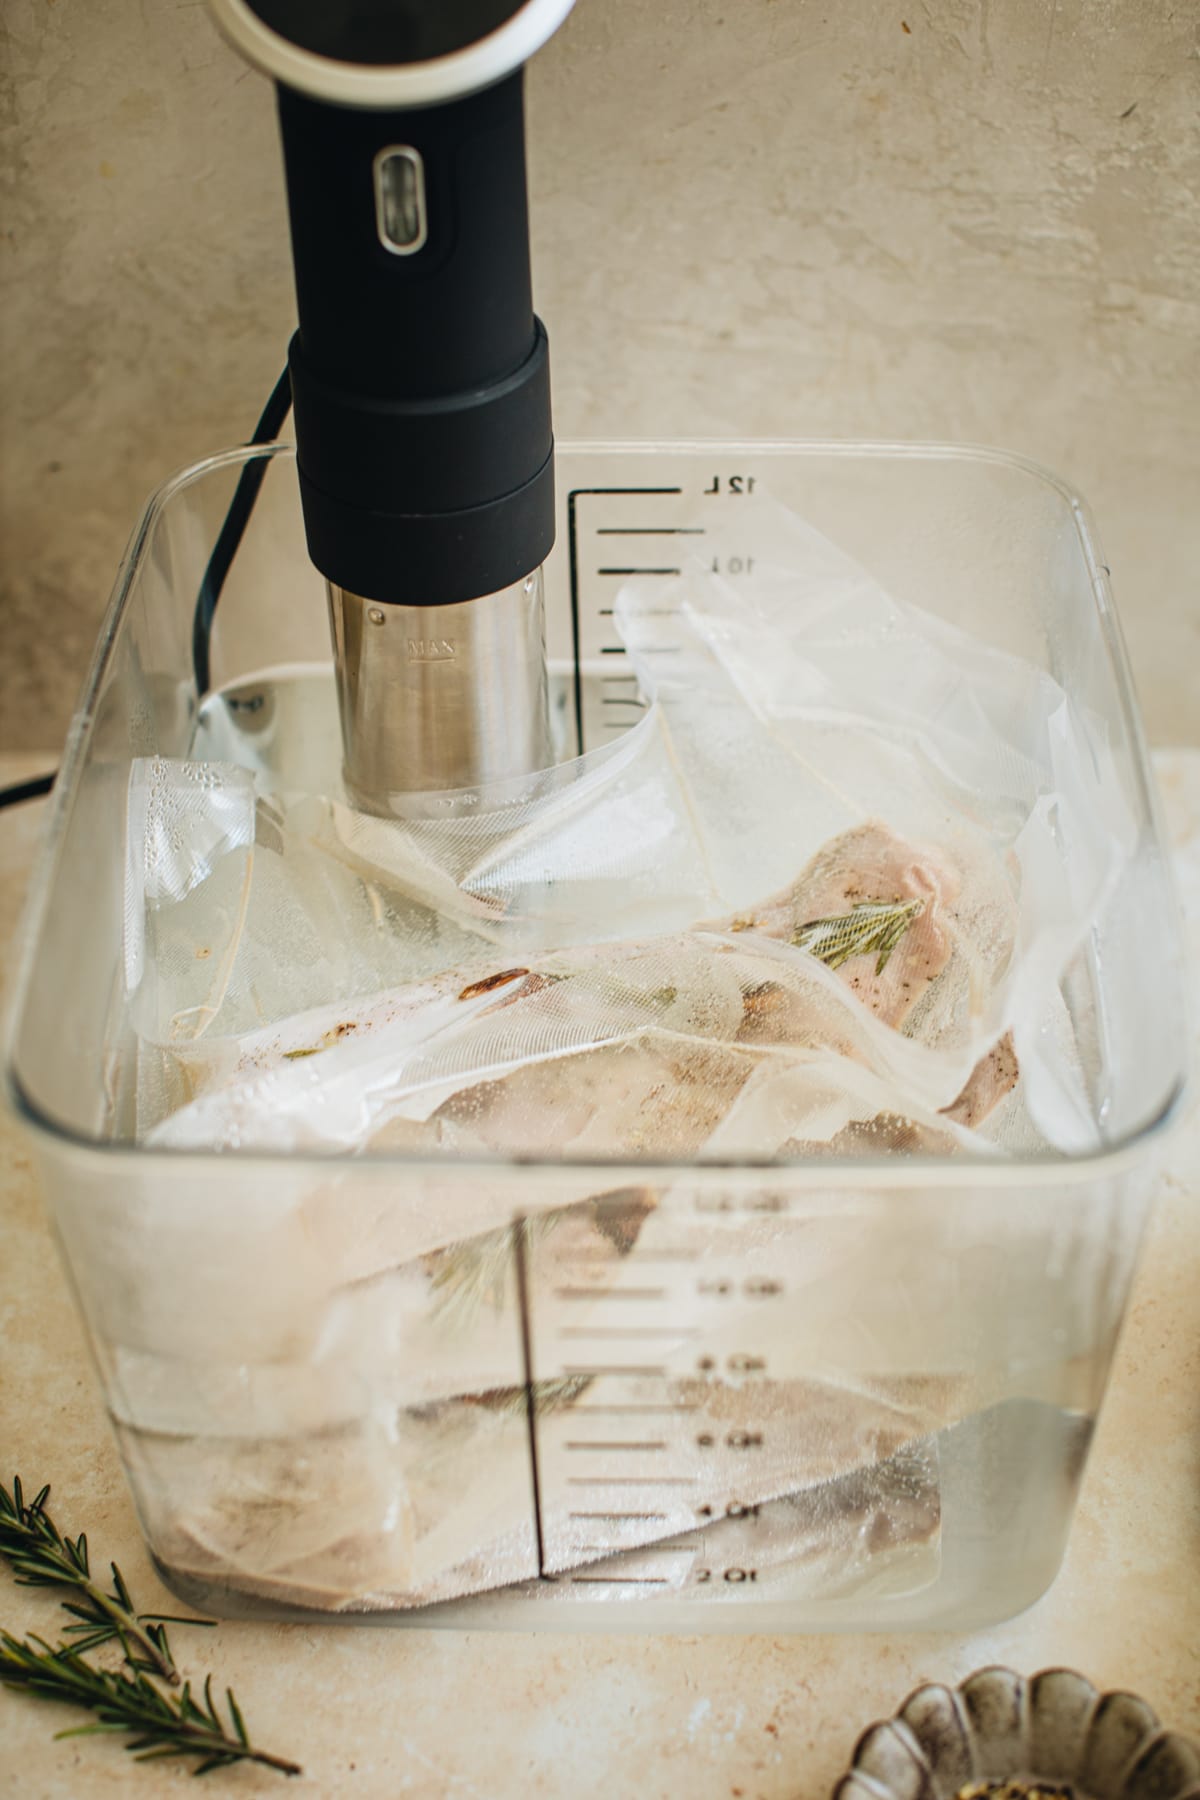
top-left (1, 750), bottom-right (1197, 1798)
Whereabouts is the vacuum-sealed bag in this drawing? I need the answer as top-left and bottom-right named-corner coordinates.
top-left (126, 496), bottom-right (1134, 1162)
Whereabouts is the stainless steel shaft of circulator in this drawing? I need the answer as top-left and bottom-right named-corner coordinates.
top-left (327, 574), bottom-right (551, 810)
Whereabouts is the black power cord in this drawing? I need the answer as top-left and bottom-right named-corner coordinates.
top-left (192, 366), bottom-right (293, 695)
top-left (0, 772), bottom-right (55, 811)
top-left (0, 368), bottom-right (293, 814)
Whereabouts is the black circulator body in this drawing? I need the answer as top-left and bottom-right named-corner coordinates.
top-left (279, 71), bottom-right (554, 607)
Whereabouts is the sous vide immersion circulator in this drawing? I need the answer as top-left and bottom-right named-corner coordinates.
top-left (206, 0), bottom-right (577, 808)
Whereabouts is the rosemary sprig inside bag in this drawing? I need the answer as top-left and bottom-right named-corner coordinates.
top-left (793, 897), bottom-right (925, 974)
top-left (1, 1474), bottom-right (300, 1778)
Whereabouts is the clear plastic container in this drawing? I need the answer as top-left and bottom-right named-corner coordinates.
top-left (3, 442), bottom-right (1188, 1632)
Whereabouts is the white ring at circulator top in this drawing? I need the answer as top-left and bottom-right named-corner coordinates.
top-left (205, 0), bottom-right (577, 109)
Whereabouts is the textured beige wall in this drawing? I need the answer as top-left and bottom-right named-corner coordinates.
top-left (1, 0), bottom-right (1197, 750)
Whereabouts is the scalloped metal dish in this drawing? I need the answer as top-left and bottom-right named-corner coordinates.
top-left (833, 1666), bottom-right (1200, 1800)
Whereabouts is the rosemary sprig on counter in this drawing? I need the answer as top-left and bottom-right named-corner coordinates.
top-left (0, 1476), bottom-right (187, 1684)
top-left (793, 897), bottom-right (925, 975)
top-left (0, 1635), bottom-right (301, 1778)
top-left (1, 1473), bottom-right (300, 1778)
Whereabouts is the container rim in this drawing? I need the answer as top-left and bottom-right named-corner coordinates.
top-left (3, 438), bottom-right (1191, 1190)
top-left (3, 1058), bottom-right (1191, 1187)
